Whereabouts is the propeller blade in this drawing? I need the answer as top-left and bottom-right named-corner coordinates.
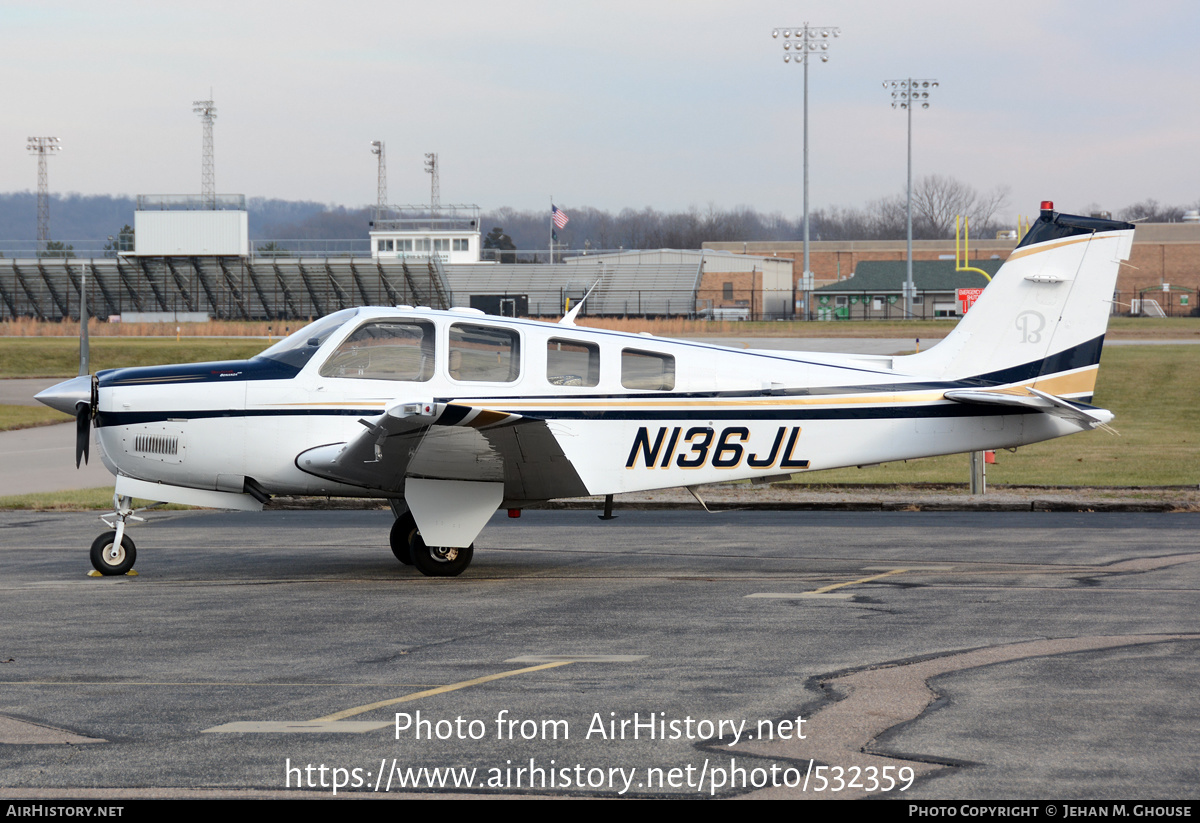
top-left (75, 401), bottom-right (90, 468)
top-left (79, 262), bottom-right (90, 377)
top-left (76, 263), bottom-right (92, 468)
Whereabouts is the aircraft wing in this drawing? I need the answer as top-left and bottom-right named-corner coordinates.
top-left (296, 401), bottom-right (589, 500)
top-left (942, 387), bottom-right (1114, 430)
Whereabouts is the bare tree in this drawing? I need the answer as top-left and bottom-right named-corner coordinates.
top-left (868, 195), bottom-right (909, 239)
top-left (909, 175), bottom-right (1009, 238)
top-left (969, 184), bottom-right (1011, 231)
top-left (473, 182), bottom-right (1018, 250)
top-left (1119, 199), bottom-right (1188, 223)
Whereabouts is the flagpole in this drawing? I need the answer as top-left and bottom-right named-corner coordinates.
top-left (550, 201), bottom-right (569, 266)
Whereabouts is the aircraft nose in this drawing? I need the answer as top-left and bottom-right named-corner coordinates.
top-left (35, 375), bottom-right (93, 415)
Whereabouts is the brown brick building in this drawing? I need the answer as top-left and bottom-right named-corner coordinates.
top-left (705, 222), bottom-right (1200, 316)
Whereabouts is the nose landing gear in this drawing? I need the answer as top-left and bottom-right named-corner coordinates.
top-left (91, 494), bottom-right (143, 576)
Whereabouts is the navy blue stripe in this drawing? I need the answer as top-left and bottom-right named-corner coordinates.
top-left (97, 401), bottom-right (1026, 428)
top-left (439, 405), bottom-right (472, 426)
top-left (1016, 212), bottom-right (1134, 250)
top-left (98, 357), bottom-right (299, 387)
top-left (96, 407), bottom-right (377, 427)
top-left (971, 335), bottom-right (1104, 386)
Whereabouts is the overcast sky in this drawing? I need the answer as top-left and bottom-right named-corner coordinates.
top-left (3, 0), bottom-right (1197, 224)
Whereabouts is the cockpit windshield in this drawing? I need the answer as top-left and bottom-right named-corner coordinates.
top-left (254, 308), bottom-right (360, 369)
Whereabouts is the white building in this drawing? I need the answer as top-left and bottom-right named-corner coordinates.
top-left (132, 194), bottom-right (249, 257)
top-left (369, 204), bottom-right (483, 264)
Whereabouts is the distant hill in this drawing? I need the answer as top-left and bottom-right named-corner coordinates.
top-left (0, 193), bottom-right (356, 244)
top-left (6, 183), bottom-right (1170, 251)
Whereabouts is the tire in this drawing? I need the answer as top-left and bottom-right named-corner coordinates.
top-left (389, 513), bottom-right (415, 565)
top-left (409, 529), bottom-right (473, 577)
top-left (90, 532), bottom-right (136, 576)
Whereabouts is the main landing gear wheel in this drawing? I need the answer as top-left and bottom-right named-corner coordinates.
top-left (409, 531), bottom-right (473, 578)
top-left (90, 532), bottom-right (136, 576)
top-left (389, 514), bottom-right (415, 565)
top-left (391, 511), bottom-right (474, 576)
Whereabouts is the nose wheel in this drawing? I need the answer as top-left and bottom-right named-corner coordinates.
top-left (91, 493), bottom-right (143, 576)
top-left (90, 532), bottom-right (136, 576)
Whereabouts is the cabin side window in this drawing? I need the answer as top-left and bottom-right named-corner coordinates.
top-left (621, 348), bottom-right (675, 391)
top-left (547, 338), bottom-right (599, 387)
top-left (318, 320), bottom-right (435, 381)
top-left (449, 323), bottom-right (521, 383)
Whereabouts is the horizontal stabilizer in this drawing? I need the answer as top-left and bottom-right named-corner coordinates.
top-left (943, 387), bottom-right (1114, 430)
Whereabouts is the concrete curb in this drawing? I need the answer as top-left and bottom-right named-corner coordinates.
top-left (266, 494), bottom-right (1194, 514)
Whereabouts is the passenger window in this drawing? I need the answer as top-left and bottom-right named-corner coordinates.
top-left (449, 323), bottom-right (521, 382)
top-left (319, 321), bottom-right (435, 381)
top-left (547, 338), bottom-right (599, 387)
top-left (621, 348), bottom-right (675, 390)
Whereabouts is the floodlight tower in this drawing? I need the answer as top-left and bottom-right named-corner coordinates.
top-left (883, 78), bottom-right (939, 319)
top-left (371, 141), bottom-right (387, 221)
top-left (27, 136), bottom-right (62, 255)
top-left (771, 24), bottom-right (839, 319)
top-left (193, 98), bottom-right (217, 208)
top-left (424, 153), bottom-right (440, 217)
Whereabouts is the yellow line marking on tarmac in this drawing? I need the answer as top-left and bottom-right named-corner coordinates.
top-left (506, 655), bottom-right (645, 663)
top-left (312, 661), bottom-right (574, 722)
top-left (747, 568), bottom-right (910, 599)
top-left (746, 592), bottom-right (853, 600)
top-left (811, 568), bottom-right (908, 594)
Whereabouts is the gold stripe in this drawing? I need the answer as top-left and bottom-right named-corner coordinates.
top-left (243, 368), bottom-right (1099, 416)
top-left (468, 409), bottom-right (511, 428)
top-left (505, 390), bottom-right (948, 411)
top-left (1006, 232), bottom-right (1121, 262)
top-left (1031, 368), bottom-right (1098, 396)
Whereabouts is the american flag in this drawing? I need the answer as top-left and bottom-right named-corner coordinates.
top-left (552, 206), bottom-right (570, 229)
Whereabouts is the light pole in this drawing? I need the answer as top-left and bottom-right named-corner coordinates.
top-left (772, 24), bottom-right (839, 320)
top-left (883, 78), bottom-right (938, 319)
top-left (192, 99), bottom-right (217, 209)
top-left (370, 141), bottom-right (387, 223)
top-left (27, 136), bottom-right (61, 256)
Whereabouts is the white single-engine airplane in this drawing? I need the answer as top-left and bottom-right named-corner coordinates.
top-left (37, 203), bottom-right (1133, 577)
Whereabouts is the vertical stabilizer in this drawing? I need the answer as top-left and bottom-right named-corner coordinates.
top-left (896, 203), bottom-right (1134, 398)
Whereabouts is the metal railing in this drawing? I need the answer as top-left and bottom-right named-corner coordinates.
top-left (251, 239), bottom-right (372, 258)
top-left (136, 194), bottom-right (247, 211)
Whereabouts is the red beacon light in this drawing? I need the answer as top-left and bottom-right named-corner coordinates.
top-left (1040, 200), bottom-right (1054, 212)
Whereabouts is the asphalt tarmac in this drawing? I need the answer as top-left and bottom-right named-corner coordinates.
top-left (1, 508), bottom-right (1197, 800)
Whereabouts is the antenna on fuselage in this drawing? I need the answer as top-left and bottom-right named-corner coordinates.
top-left (558, 278), bottom-right (603, 326)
